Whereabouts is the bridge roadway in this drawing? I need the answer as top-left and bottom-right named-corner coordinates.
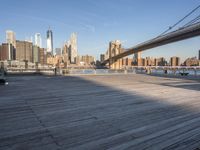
top-left (103, 22), bottom-right (200, 64)
top-left (0, 74), bottom-right (200, 149)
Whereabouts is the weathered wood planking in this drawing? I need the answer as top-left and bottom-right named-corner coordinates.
top-left (0, 74), bottom-right (199, 150)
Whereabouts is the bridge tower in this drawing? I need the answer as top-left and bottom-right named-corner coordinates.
top-left (108, 40), bottom-right (123, 69)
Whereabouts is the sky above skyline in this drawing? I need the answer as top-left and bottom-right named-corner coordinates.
top-left (0, 0), bottom-right (200, 61)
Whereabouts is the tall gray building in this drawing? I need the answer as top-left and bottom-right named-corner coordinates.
top-left (69, 33), bottom-right (77, 63)
top-left (47, 28), bottom-right (53, 54)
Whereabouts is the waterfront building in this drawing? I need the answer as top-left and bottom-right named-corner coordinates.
top-left (133, 52), bottom-right (142, 66)
top-left (33, 45), bottom-right (40, 63)
top-left (144, 57), bottom-right (154, 66)
top-left (39, 48), bottom-right (45, 65)
top-left (44, 48), bottom-right (47, 65)
top-left (81, 55), bottom-right (95, 65)
top-left (16, 40), bottom-right (33, 62)
top-left (154, 57), bottom-right (166, 66)
top-left (0, 43), bottom-right (9, 61)
top-left (183, 57), bottom-right (200, 66)
top-left (47, 56), bottom-right (54, 66)
top-left (46, 55), bottom-right (62, 67)
top-left (6, 30), bottom-right (16, 48)
top-left (0, 43), bottom-right (15, 61)
top-left (122, 58), bottom-right (133, 67)
top-left (170, 56), bottom-right (180, 66)
top-left (47, 28), bottom-right (53, 54)
top-left (35, 33), bottom-right (42, 47)
top-left (199, 50), bottom-right (200, 60)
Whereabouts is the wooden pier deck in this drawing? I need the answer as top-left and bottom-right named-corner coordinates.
top-left (0, 74), bottom-right (200, 150)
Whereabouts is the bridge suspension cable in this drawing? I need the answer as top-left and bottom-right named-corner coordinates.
top-left (102, 5), bottom-right (200, 65)
top-left (183, 14), bottom-right (200, 27)
top-left (159, 4), bottom-right (200, 36)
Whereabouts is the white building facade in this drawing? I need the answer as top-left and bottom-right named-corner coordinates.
top-left (6, 30), bottom-right (16, 48)
top-left (35, 33), bottom-right (42, 47)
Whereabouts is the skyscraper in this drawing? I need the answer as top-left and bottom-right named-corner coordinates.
top-left (69, 33), bottom-right (78, 63)
top-left (6, 30), bottom-right (16, 48)
top-left (35, 33), bottom-right (42, 47)
top-left (47, 28), bottom-right (53, 54)
top-left (199, 49), bottom-right (200, 60)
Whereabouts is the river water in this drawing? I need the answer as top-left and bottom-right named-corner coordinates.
top-left (65, 69), bottom-right (200, 76)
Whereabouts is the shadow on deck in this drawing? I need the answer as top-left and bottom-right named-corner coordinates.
top-left (0, 74), bottom-right (200, 150)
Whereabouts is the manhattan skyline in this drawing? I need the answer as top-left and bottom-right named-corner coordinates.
top-left (0, 0), bottom-right (200, 60)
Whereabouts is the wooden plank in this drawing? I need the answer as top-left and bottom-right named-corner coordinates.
top-left (0, 74), bottom-right (199, 150)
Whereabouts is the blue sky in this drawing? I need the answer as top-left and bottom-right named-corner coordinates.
top-left (0, 0), bottom-right (200, 61)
